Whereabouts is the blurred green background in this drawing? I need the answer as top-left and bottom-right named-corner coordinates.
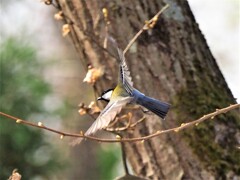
top-left (0, 1), bottom-right (123, 179)
top-left (0, 0), bottom-right (239, 179)
top-left (0, 37), bottom-right (64, 179)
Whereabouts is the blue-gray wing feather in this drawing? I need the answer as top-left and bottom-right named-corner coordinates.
top-left (117, 49), bottom-right (134, 95)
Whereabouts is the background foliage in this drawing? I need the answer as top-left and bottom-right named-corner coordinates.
top-left (0, 37), bottom-right (64, 179)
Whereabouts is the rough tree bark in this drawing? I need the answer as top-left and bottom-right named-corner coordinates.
top-left (54, 0), bottom-right (240, 179)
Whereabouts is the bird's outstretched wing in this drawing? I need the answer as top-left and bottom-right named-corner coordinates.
top-left (117, 48), bottom-right (134, 95)
top-left (106, 36), bottom-right (133, 95)
top-left (70, 96), bottom-right (133, 146)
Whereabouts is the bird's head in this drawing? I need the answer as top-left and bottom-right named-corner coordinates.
top-left (97, 88), bottom-right (114, 102)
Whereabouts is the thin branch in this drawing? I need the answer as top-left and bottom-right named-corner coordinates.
top-left (123, 4), bottom-right (169, 55)
top-left (129, 116), bottom-right (146, 128)
top-left (120, 140), bottom-right (129, 175)
top-left (52, 1), bottom-right (110, 59)
top-left (105, 113), bottom-right (132, 131)
top-left (1, 104), bottom-right (239, 143)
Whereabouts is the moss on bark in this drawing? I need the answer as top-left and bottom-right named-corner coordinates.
top-left (173, 80), bottom-right (240, 176)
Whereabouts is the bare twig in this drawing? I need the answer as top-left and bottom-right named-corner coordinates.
top-left (1, 104), bottom-right (239, 143)
top-left (102, 7), bottom-right (110, 49)
top-left (129, 116), bottom-right (146, 128)
top-left (120, 140), bottom-right (129, 175)
top-left (123, 4), bottom-right (169, 55)
top-left (105, 113), bottom-right (132, 131)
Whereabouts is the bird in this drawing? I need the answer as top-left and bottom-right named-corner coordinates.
top-left (71, 38), bottom-right (170, 145)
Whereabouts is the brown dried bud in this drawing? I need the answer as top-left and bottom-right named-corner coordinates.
top-left (102, 8), bottom-right (108, 18)
top-left (38, 122), bottom-right (43, 127)
top-left (44, 0), bottom-right (52, 5)
top-left (88, 101), bottom-right (101, 114)
top-left (8, 169), bottom-right (21, 180)
top-left (83, 67), bottom-right (103, 84)
top-left (78, 108), bottom-right (87, 115)
top-left (62, 24), bottom-right (70, 37)
top-left (16, 119), bottom-right (22, 123)
top-left (54, 11), bottom-right (63, 20)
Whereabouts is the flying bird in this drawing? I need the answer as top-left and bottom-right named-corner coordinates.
top-left (71, 39), bottom-right (170, 145)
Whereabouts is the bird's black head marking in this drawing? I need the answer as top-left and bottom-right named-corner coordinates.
top-left (97, 88), bottom-right (114, 102)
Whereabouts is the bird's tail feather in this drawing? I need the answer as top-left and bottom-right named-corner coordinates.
top-left (137, 96), bottom-right (170, 119)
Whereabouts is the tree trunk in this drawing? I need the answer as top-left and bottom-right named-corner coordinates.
top-left (55, 0), bottom-right (240, 179)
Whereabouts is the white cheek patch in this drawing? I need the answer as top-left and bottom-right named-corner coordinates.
top-left (102, 90), bottom-right (113, 100)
